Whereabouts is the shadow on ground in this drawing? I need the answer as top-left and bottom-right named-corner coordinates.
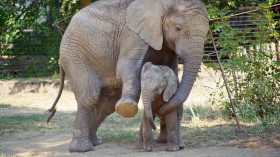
top-left (0, 105), bottom-right (279, 157)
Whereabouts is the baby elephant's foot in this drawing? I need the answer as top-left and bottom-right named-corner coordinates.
top-left (115, 97), bottom-right (138, 118)
top-left (166, 143), bottom-right (180, 151)
top-left (135, 140), bottom-right (143, 150)
top-left (143, 142), bottom-right (155, 152)
top-left (91, 137), bottom-right (102, 146)
top-left (69, 138), bottom-right (94, 152)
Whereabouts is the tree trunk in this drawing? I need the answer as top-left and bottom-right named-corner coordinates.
top-left (80, 0), bottom-right (91, 8)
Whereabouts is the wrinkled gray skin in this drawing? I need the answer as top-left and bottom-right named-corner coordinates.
top-left (49, 0), bottom-right (209, 152)
top-left (137, 62), bottom-right (184, 151)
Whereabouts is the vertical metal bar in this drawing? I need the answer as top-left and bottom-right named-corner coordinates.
top-left (209, 29), bottom-right (244, 135)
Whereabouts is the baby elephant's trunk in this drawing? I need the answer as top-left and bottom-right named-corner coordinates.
top-left (142, 95), bottom-right (157, 130)
top-left (144, 94), bottom-right (166, 130)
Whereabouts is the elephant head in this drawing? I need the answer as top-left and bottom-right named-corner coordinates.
top-left (141, 62), bottom-right (178, 130)
top-left (127, 0), bottom-right (209, 114)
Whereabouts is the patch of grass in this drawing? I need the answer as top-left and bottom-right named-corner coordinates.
top-left (184, 104), bottom-right (222, 120)
top-left (0, 104), bottom-right (11, 108)
top-left (181, 119), bottom-right (236, 147)
top-left (0, 112), bottom-right (75, 135)
top-left (180, 118), bottom-right (280, 148)
top-left (0, 114), bottom-right (51, 135)
top-left (98, 112), bottom-right (143, 143)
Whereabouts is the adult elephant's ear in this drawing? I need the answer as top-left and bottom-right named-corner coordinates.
top-left (126, 0), bottom-right (163, 50)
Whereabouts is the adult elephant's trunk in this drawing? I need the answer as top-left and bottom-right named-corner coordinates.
top-left (159, 46), bottom-right (204, 115)
top-left (142, 93), bottom-right (157, 130)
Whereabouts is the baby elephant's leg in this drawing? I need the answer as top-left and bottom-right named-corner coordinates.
top-left (135, 121), bottom-right (144, 149)
top-left (165, 110), bottom-right (180, 151)
top-left (156, 119), bottom-right (167, 143)
top-left (177, 105), bottom-right (185, 149)
top-left (142, 113), bottom-right (155, 151)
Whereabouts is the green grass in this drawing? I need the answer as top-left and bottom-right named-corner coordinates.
top-left (98, 112), bottom-right (143, 143)
top-left (0, 112), bottom-right (75, 136)
top-left (0, 104), bottom-right (11, 108)
top-left (0, 114), bottom-right (49, 135)
top-left (184, 104), bottom-right (221, 120)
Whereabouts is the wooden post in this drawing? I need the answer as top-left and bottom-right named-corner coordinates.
top-left (80, 0), bottom-right (91, 8)
top-left (278, 41), bottom-right (280, 60)
top-left (209, 29), bottom-right (244, 135)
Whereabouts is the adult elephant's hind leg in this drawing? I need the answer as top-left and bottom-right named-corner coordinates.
top-left (67, 64), bottom-right (102, 152)
top-left (69, 105), bottom-right (95, 152)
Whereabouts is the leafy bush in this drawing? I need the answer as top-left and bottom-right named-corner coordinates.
top-left (207, 1), bottom-right (280, 123)
top-left (0, 0), bottom-right (81, 78)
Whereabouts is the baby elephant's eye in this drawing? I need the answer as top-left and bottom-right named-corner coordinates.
top-left (175, 26), bottom-right (181, 32)
top-left (154, 87), bottom-right (160, 92)
top-left (154, 86), bottom-right (162, 93)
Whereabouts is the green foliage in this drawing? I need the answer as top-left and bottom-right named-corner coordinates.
top-left (0, 0), bottom-right (82, 78)
top-left (208, 1), bottom-right (280, 123)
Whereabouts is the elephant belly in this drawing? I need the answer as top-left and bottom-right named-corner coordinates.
top-left (152, 94), bottom-right (165, 116)
top-left (102, 78), bottom-right (122, 96)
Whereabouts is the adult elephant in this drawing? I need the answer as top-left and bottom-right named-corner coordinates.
top-left (48, 0), bottom-right (209, 152)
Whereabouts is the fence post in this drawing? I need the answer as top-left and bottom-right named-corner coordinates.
top-left (209, 29), bottom-right (244, 136)
top-left (276, 40), bottom-right (280, 61)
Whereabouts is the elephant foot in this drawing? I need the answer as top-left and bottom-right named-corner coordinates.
top-left (156, 136), bottom-right (167, 143)
top-left (166, 144), bottom-right (180, 151)
top-left (143, 142), bottom-right (155, 152)
top-left (115, 97), bottom-right (138, 118)
top-left (91, 137), bottom-right (102, 146)
top-left (69, 138), bottom-right (94, 152)
top-left (178, 138), bottom-right (185, 149)
top-left (135, 140), bottom-right (155, 151)
top-left (135, 140), bottom-right (143, 150)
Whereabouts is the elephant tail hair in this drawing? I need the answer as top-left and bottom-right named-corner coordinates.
top-left (46, 64), bottom-right (65, 124)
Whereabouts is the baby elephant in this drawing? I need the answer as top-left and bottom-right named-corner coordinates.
top-left (136, 62), bottom-right (185, 151)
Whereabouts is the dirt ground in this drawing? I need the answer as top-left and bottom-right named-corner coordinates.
top-left (1, 128), bottom-right (279, 157)
top-left (1, 65), bottom-right (280, 157)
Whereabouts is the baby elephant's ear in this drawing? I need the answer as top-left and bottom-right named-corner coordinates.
top-left (162, 67), bottom-right (178, 102)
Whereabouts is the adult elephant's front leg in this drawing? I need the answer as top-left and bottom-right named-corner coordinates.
top-left (115, 37), bottom-right (149, 118)
top-left (165, 110), bottom-right (179, 151)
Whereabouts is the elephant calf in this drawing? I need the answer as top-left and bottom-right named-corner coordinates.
top-left (136, 62), bottom-right (185, 151)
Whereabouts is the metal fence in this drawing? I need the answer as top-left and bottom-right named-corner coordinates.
top-left (0, 28), bottom-right (61, 78)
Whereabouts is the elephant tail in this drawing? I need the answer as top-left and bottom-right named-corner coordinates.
top-left (46, 64), bottom-right (65, 124)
